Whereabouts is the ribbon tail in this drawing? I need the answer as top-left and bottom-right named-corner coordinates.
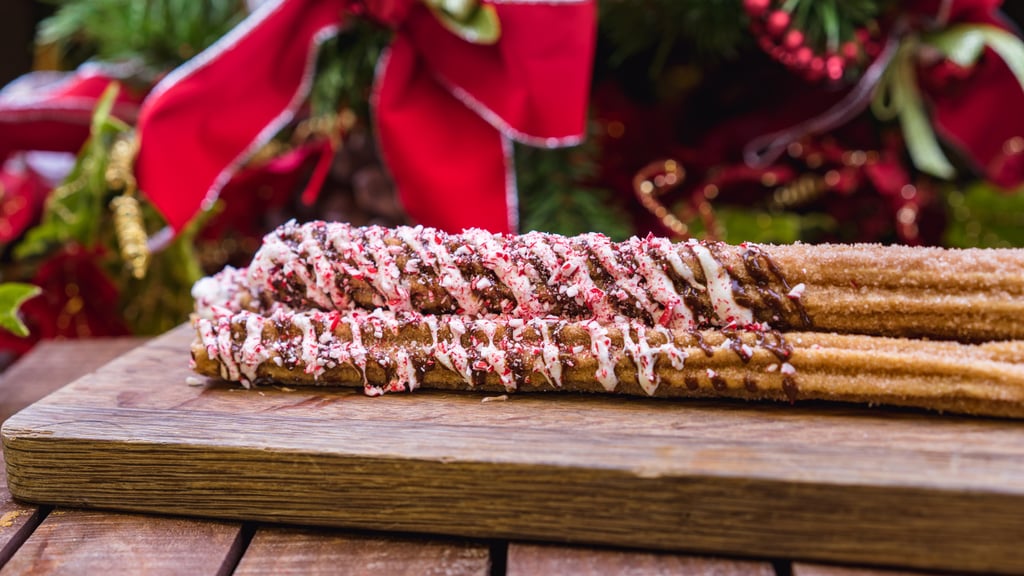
top-left (134, 0), bottom-right (341, 231)
top-left (374, 39), bottom-right (515, 234)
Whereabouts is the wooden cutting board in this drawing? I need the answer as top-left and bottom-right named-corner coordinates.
top-left (4, 325), bottom-right (1024, 574)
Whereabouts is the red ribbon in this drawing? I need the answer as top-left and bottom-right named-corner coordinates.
top-left (135, 0), bottom-right (595, 234)
top-left (0, 63), bottom-right (143, 165)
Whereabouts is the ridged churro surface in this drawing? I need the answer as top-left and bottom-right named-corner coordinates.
top-left (190, 307), bottom-right (1024, 417)
top-left (212, 220), bottom-right (1024, 340)
top-left (189, 220), bottom-right (1024, 417)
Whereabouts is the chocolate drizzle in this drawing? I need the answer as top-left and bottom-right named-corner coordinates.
top-left (195, 221), bottom-right (812, 406)
top-left (782, 376), bottom-right (799, 402)
top-left (689, 330), bottom-right (715, 357)
top-left (247, 221), bottom-right (812, 334)
top-left (756, 330), bottom-right (793, 361)
top-left (740, 245), bottom-right (812, 329)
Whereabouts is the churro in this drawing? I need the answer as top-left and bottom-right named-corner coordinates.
top-left (190, 306), bottom-right (1024, 418)
top-left (188, 220), bottom-right (1024, 417)
top-left (235, 220), bottom-right (1024, 341)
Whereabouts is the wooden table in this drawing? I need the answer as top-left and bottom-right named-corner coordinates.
top-left (0, 338), bottom-right (976, 575)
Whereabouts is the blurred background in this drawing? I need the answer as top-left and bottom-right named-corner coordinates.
top-left (2, 0), bottom-right (1024, 363)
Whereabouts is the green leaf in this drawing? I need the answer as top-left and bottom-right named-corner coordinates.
top-left (429, 3), bottom-right (500, 45)
top-left (898, 84), bottom-right (955, 179)
top-left (91, 82), bottom-right (121, 136)
top-left (0, 283), bottom-right (42, 338)
top-left (14, 83), bottom-right (128, 260)
top-left (874, 42), bottom-right (956, 179)
top-left (928, 26), bottom-right (987, 67)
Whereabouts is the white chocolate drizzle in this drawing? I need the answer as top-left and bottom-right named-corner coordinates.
top-left (196, 306), bottom-right (785, 398)
top-left (583, 319), bottom-right (617, 391)
top-left (689, 241), bottom-right (754, 327)
top-left (238, 221), bottom-right (809, 332)
top-left (195, 222), bottom-right (809, 396)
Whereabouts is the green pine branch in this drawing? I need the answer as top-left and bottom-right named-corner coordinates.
top-left (516, 135), bottom-right (634, 241)
top-left (39, 0), bottom-right (245, 70)
top-left (600, 0), bottom-right (750, 73)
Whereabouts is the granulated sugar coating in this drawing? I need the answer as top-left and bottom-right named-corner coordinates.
top-left (189, 221), bottom-right (1024, 417)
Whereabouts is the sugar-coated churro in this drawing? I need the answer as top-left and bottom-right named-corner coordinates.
top-left (190, 306), bottom-right (1024, 418)
top-left (224, 220), bottom-right (1024, 341)
top-left (188, 220), bottom-right (1024, 417)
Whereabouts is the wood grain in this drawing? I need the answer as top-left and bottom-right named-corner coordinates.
top-left (0, 338), bottom-right (144, 423)
top-left (235, 527), bottom-right (489, 575)
top-left (0, 509), bottom-right (242, 576)
top-left (793, 563), bottom-right (938, 576)
top-left (507, 543), bottom-right (774, 576)
top-left (4, 326), bottom-right (1024, 574)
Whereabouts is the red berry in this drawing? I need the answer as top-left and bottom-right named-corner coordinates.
top-left (841, 41), bottom-right (860, 61)
top-left (783, 29), bottom-right (804, 50)
top-left (744, 0), bottom-right (771, 18)
top-left (804, 56), bottom-right (825, 81)
top-left (826, 55), bottom-right (845, 81)
top-left (795, 46), bottom-right (813, 67)
top-left (766, 10), bottom-right (791, 36)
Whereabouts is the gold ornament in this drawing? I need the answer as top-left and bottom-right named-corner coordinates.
top-left (111, 193), bottom-right (150, 280)
top-left (106, 136), bottom-right (150, 280)
top-left (768, 174), bottom-right (827, 211)
top-left (633, 159), bottom-right (691, 238)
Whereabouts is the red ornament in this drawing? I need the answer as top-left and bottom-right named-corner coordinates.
top-left (766, 10), bottom-right (791, 36)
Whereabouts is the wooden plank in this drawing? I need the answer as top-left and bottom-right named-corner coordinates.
top-left (4, 325), bottom-right (1024, 574)
top-left (793, 563), bottom-right (939, 576)
top-left (0, 509), bottom-right (244, 576)
top-left (0, 336), bottom-right (247, 575)
top-left (0, 338), bottom-right (145, 423)
top-left (507, 543), bottom-right (774, 575)
top-left (0, 338), bottom-right (145, 567)
top-left (0, 451), bottom-right (43, 568)
top-left (235, 527), bottom-right (489, 575)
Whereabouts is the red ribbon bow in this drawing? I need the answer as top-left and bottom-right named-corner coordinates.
top-left (135, 0), bottom-right (596, 234)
